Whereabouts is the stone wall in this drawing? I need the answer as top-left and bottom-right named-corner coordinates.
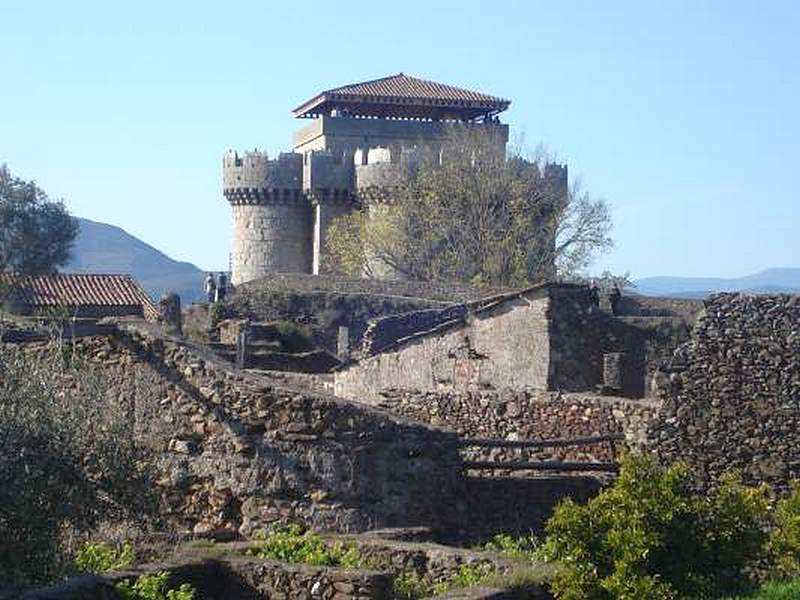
top-left (335, 292), bottom-right (552, 402)
top-left (335, 286), bottom-right (612, 402)
top-left (230, 203), bottom-right (313, 284)
top-left (227, 283), bottom-right (455, 354)
top-left (10, 535), bottom-right (547, 600)
top-left (372, 389), bottom-right (659, 465)
top-left (6, 322), bottom-right (464, 537)
top-left (648, 293), bottom-right (800, 492)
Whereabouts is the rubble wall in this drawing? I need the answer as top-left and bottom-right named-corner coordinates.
top-left (648, 293), bottom-right (800, 491)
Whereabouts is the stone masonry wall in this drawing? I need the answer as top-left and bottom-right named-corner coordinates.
top-left (374, 389), bottom-right (659, 465)
top-left (334, 294), bottom-right (551, 403)
top-left (227, 282), bottom-right (454, 354)
top-left (231, 203), bottom-right (313, 284)
top-left (648, 293), bottom-right (800, 492)
top-left (7, 322), bottom-right (464, 537)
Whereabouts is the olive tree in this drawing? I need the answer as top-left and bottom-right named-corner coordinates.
top-left (0, 335), bottom-right (157, 587)
top-left (325, 129), bottom-right (612, 286)
top-left (0, 164), bottom-right (78, 275)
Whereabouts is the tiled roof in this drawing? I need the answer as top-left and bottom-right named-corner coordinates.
top-left (327, 74), bottom-right (508, 104)
top-left (293, 74), bottom-right (510, 119)
top-left (0, 273), bottom-right (159, 319)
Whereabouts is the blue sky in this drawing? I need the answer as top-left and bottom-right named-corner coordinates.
top-left (1, 0), bottom-right (798, 278)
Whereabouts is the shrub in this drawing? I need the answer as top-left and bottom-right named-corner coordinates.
top-left (539, 453), bottom-right (770, 600)
top-left (115, 572), bottom-right (195, 600)
top-left (483, 533), bottom-right (541, 562)
top-left (270, 321), bottom-right (314, 353)
top-left (0, 338), bottom-right (158, 587)
top-left (74, 541), bottom-right (135, 574)
top-left (250, 524), bottom-right (363, 568)
top-left (392, 570), bottom-right (429, 600)
top-left (432, 563), bottom-right (495, 596)
top-left (768, 482), bottom-right (800, 579)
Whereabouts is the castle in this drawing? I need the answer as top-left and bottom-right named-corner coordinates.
top-left (223, 73), bottom-right (568, 286)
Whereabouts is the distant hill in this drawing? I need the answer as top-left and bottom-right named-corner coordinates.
top-left (634, 268), bottom-right (800, 298)
top-left (63, 218), bottom-right (205, 304)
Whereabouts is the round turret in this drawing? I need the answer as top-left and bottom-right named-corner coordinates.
top-left (222, 151), bottom-right (309, 285)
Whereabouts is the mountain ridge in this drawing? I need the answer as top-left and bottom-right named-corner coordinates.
top-left (633, 268), bottom-right (800, 297)
top-left (63, 218), bottom-right (206, 304)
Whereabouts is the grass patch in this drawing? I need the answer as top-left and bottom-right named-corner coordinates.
top-left (721, 578), bottom-right (800, 600)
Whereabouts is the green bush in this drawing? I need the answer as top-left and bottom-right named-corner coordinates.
top-left (539, 453), bottom-right (770, 600)
top-left (768, 482), bottom-right (800, 579)
top-left (432, 563), bottom-right (495, 596)
top-left (483, 533), bottom-right (541, 562)
top-left (115, 572), bottom-right (195, 600)
top-left (392, 570), bottom-right (429, 600)
top-left (270, 321), bottom-right (314, 353)
top-left (74, 541), bottom-right (135, 574)
top-left (250, 524), bottom-right (363, 568)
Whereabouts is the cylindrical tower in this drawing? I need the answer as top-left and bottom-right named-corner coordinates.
top-left (222, 151), bottom-right (308, 285)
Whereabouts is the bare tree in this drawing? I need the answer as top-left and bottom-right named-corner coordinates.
top-left (325, 128), bottom-right (612, 286)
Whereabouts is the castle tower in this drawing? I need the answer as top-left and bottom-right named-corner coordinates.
top-left (222, 151), bottom-right (306, 285)
top-left (224, 73), bottom-right (515, 286)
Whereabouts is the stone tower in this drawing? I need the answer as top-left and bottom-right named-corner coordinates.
top-left (223, 73), bottom-right (566, 286)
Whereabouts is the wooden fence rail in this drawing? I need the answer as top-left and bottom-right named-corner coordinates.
top-left (459, 433), bottom-right (624, 449)
top-left (459, 433), bottom-right (623, 473)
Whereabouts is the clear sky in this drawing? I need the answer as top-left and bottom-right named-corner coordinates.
top-left (1, 0), bottom-right (798, 278)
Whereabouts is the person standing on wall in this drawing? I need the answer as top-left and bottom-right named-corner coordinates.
top-left (204, 273), bottom-right (216, 303)
top-left (609, 284), bottom-right (622, 316)
top-left (215, 272), bottom-right (228, 303)
top-left (588, 280), bottom-right (600, 310)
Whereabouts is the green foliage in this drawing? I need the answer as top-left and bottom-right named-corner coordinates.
top-left (270, 320), bottom-right (314, 353)
top-left (768, 482), bottom-right (800, 579)
top-left (721, 578), bottom-right (800, 600)
top-left (392, 570), bottom-right (429, 600)
top-left (74, 541), bottom-right (135, 574)
top-left (0, 338), bottom-right (158, 588)
top-left (0, 164), bottom-right (78, 275)
top-left (250, 524), bottom-right (364, 568)
top-left (432, 563), bottom-right (495, 595)
top-left (539, 453), bottom-right (771, 600)
top-left (115, 572), bottom-right (195, 600)
top-left (483, 533), bottom-right (541, 562)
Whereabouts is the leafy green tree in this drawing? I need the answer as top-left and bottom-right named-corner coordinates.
top-left (0, 164), bottom-right (78, 275)
top-left (325, 130), bottom-right (612, 286)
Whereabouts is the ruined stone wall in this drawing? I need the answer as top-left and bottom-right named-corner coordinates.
top-left (8, 324), bottom-right (464, 537)
top-left (373, 389), bottom-right (659, 465)
top-left (334, 294), bottom-right (551, 403)
top-left (648, 293), bottom-right (800, 492)
top-left (226, 283), bottom-right (456, 353)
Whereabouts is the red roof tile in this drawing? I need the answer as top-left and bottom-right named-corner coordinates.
top-left (1, 273), bottom-right (159, 320)
top-left (293, 73), bottom-right (510, 120)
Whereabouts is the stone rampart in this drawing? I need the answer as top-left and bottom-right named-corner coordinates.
top-left (648, 293), bottom-right (800, 492)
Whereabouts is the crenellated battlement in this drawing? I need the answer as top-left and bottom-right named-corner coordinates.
top-left (222, 151), bottom-right (303, 202)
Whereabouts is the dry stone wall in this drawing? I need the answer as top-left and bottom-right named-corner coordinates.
top-left (648, 293), bottom-right (800, 492)
top-left (374, 390), bottom-right (658, 465)
top-left (7, 322), bottom-right (464, 537)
